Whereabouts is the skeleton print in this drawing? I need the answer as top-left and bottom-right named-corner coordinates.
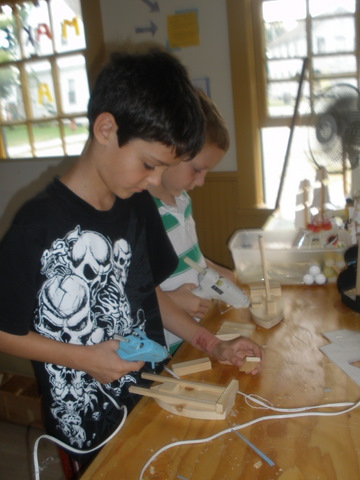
top-left (35, 226), bottom-right (143, 448)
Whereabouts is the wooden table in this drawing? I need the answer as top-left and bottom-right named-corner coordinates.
top-left (81, 285), bottom-right (360, 480)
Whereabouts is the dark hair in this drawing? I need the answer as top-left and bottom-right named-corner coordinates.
top-left (197, 89), bottom-right (230, 152)
top-left (87, 46), bottom-right (205, 159)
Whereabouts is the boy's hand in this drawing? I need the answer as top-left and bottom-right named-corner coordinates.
top-left (211, 337), bottom-right (264, 375)
top-left (84, 340), bottom-right (144, 384)
top-left (166, 284), bottom-right (212, 318)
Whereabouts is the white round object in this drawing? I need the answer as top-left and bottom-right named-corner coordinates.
top-left (324, 258), bottom-right (334, 267)
top-left (315, 273), bottom-right (326, 285)
top-left (309, 264), bottom-right (321, 276)
top-left (303, 274), bottom-right (314, 285)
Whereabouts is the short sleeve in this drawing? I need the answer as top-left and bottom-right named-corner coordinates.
top-left (137, 191), bottom-right (178, 286)
top-left (0, 224), bottom-right (44, 334)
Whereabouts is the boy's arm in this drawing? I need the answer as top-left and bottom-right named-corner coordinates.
top-left (163, 284), bottom-right (212, 319)
top-left (156, 287), bottom-right (263, 374)
top-left (0, 330), bottom-right (144, 384)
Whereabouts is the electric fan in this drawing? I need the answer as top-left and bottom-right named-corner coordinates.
top-left (307, 83), bottom-right (360, 198)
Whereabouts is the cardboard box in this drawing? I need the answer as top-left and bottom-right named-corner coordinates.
top-left (0, 372), bottom-right (43, 428)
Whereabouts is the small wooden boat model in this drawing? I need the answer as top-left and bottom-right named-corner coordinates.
top-left (129, 372), bottom-right (238, 420)
top-left (249, 235), bottom-right (284, 329)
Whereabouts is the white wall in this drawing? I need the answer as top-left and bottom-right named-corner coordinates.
top-left (100, 0), bottom-right (236, 171)
top-left (0, 158), bottom-right (74, 238)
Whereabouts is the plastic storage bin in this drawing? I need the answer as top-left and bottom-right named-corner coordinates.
top-left (228, 228), bottom-right (350, 285)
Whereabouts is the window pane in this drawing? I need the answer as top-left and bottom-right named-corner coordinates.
top-left (57, 54), bottom-right (89, 114)
top-left (313, 55), bottom-right (356, 77)
top-left (2, 124), bottom-right (31, 158)
top-left (32, 120), bottom-right (63, 157)
top-left (62, 117), bottom-right (88, 155)
top-left (267, 81), bottom-right (310, 117)
top-left (265, 20), bottom-right (307, 59)
top-left (0, 65), bottom-right (25, 121)
top-left (50, 0), bottom-right (86, 54)
top-left (312, 17), bottom-right (355, 54)
top-left (309, 0), bottom-right (355, 17)
top-left (0, 5), bottom-right (21, 61)
top-left (263, 0), bottom-right (306, 22)
top-left (20, 0), bottom-right (54, 58)
top-left (26, 60), bottom-right (57, 118)
top-left (313, 77), bottom-right (358, 96)
top-left (267, 58), bottom-right (305, 80)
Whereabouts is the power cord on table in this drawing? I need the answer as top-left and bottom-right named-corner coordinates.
top-left (138, 393), bottom-right (360, 480)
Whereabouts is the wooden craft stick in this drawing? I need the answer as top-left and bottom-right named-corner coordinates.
top-left (172, 357), bottom-right (211, 376)
top-left (183, 256), bottom-right (206, 274)
top-left (141, 372), bottom-right (223, 393)
top-left (258, 235), bottom-right (271, 301)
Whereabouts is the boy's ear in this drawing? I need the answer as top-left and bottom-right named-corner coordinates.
top-left (93, 113), bottom-right (117, 145)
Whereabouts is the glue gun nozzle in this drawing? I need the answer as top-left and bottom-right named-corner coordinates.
top-left (114, 334), bottom-right (128, 342)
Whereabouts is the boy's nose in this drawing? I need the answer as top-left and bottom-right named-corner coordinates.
top-left (147, 169), bottom-right (164, 187)
top-left (194, 172), bottom-right (206, 187)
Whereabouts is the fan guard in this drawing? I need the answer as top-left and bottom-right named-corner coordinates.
top-left (308, 83), bottom-right (360, 174)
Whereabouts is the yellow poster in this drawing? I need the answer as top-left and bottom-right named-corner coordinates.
top-left (167, 11), bottom-right (199, 49)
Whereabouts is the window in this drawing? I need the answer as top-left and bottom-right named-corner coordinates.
top-left (0, 0), bottom-right (90, 159)
top-left (256, 0), bottom-right (358, 225)
top-left (68, 78), bottom-right (76, 104)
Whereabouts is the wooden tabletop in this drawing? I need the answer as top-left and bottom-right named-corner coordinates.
top-left (81, 285), bottom-right (360, 480)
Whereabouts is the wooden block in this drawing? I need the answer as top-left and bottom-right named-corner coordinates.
top-left (172, 357), bottom-right (212, 376)
top-left (239, 356), bottom-right (261, 373)
top-left (266, 298), bottom-right (278, 315)
top-left (216, 321), bottom-right (256, 339)
top-left (218, 321), bottom-right (255, 333)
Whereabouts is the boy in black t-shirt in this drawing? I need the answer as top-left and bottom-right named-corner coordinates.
top-left (0, 46), bottom-right (263, 472)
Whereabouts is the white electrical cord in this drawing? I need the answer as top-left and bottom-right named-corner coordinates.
top-left (138, 395), bottom-right (360, 480)
top-left (237, 390), bottom-right (356, 412)
top-left (33, 382), bottom-right (127, 480)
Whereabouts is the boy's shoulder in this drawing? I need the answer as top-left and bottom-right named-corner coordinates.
top-left (12, 178), bottom-right (60, 226)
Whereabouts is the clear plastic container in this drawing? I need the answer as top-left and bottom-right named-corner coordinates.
top-left (228, 228), bottom-right (351, 285)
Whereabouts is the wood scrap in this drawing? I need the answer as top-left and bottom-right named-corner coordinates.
top-left (239, 356), bottom-right (261, 373)
top-left (172, 357), bottom-right (211, 376)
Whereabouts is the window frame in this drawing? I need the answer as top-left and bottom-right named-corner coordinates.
top-left (226, 0), bottom-right (360, 211)
top-left (0, 0), bottom-right (104, 161)
top-left (254, 0), bottom-right (360, 129)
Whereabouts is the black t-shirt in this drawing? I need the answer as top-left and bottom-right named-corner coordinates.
top-left (0, 178), bottom-right (177, 455)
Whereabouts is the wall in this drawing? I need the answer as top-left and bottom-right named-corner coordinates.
top-left (99, 0), bottom-right (236, 172)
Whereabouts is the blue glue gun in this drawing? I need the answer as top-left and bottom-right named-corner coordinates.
top-left (116, 328), bottom-right (168, 369)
